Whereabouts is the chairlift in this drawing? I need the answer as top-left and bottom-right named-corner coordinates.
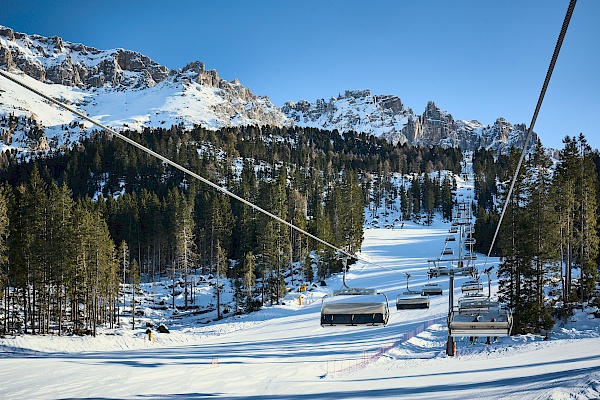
top-left (461, 279), bottom-right (483, 293)
top-left (442, 247), bottom-right (454, 256)
top-left (448, 294), bottom-right (513, 337)
top-left (465, 237), bottom-right (476, 246)
top-left (396, 295), bottom-right (430, 309)
top-left (320, 254), bottom-right (390, 327)
top-left (429, 264), bottom-right (450, 278)
top-left (321, 288), bottom-right (390, 326)
top-left (421, 283), bottom-right (443, 296)
top-left (446, 235), bottom-right (456, 242)
top-left (449, 227), bottom-right (458, 234)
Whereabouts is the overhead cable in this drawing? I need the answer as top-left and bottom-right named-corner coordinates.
top-left (483, 0), bottom-right (577, 267)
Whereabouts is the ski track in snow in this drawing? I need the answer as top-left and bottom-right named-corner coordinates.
top-left (1, 168), bottom-right (600, 399)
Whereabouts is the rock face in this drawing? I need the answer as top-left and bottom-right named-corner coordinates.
top-left (282, 92), bottom-right (536, 154)
top-left (282, 89), bottom-right (412, 144)
top-left (0, 24), bottom-right (535, 155)
top-left (0, 26), bottom-right (170, 89)
top-left (0, 24), bottom-right (291, 152)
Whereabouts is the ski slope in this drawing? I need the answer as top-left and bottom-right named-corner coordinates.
top-left (1, 215), bottom-right (600, 399)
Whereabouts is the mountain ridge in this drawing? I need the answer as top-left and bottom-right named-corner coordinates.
top-left (0, 25), bottom-right (535, 155)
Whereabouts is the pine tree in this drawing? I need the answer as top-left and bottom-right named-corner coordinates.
top-left (46, 181), bottom-right (75, 335)
top-left (573, 135), bottom-right (599, 300)
top-left (411, 175), bottom-right (421, 221)
top-left (522, 140), bottom-right (560, 332)
top-left (117, 240), bottom-right (130, 325)
top-left (440, 175), bottom-right (454, 221)
top-left (215, 240), bottom-right (227, 319)
top-left (0, 184), bottom-right (9, 335)
top-left (174, 195), bottom-right (195, 310)
top-left (130, 258), bottom-right (140, 329)
top-left (554, 135), bottom-right (599, 302)
top-left (242, 251), bottom-right (256, 311)
top-left (496, 149), bottom-right (529, 332)
top-left (23, 165), bottom-right (48, 334)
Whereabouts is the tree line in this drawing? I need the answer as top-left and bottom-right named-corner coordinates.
top-left (0, 124), bottom-right (462, 335)
top-left (473, 134), bottom-right (600, 334)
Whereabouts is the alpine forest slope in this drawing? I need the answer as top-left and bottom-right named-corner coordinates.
top-left (1, 25), bottom-right (534, 156)
top-left (0, 121), bottom-right (463, 336)
top-left (471, 135), bottom-right (600, 335)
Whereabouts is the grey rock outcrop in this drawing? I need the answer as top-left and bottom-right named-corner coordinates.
top-left (282, 91), bottom-right (536, 153)
top-left (0, 24), bottom-right (291, 147)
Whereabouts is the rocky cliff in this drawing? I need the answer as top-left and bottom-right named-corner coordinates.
top-left (282, 91), bottom-right (536, 154)
top-left (0, 25), bottom-right (291, 152)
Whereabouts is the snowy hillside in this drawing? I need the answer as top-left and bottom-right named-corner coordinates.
top-left (1, 173), bottom-right (599, 399)
top-left (0, 25), bottom-right (291, 153)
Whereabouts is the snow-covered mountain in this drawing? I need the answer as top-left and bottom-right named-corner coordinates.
top-left (0, 25), bottom-right (291, 152)
top-left (0, 25), bottom-right (535, 155)
top-left (282, 90), bottom-right (537, 154)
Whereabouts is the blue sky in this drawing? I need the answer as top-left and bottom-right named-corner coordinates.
top-left (2, 0), bottom-right (599, 150)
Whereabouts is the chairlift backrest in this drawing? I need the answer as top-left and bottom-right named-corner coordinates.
top-left (333, 287), bottom-right (378, 296)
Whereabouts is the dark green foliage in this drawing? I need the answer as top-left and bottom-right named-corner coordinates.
top-left (0, 123), bottom-right (466, 329)
top-left (474, 135), bottom-right (599, 335)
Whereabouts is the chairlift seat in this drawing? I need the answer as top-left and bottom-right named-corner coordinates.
top-left (461, 279), bottom-right (483, 293)
top-left (442, 247), bottom-right (454, 255)
top-left (448, 302), bottom-right (513, 337)
top-left (421, 283), bottom-right (443, 296)
top-left (396, 296), bottom-right (430, 309)
top-left (321, 291), bottom-right (389, 326)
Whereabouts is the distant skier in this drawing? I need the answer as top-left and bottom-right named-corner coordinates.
top-left (146, 328), bottom-right (155, 342)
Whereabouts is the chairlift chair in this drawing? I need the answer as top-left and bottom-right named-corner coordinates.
top-left (461, 279), bottom-right (483, 293)
top-left (442, 247), bottom-right (454, 256)
top-left (448, 295), bottom-right (513, 337)
top-left (396, 295), bottom-right (430, 309)
top-left (421, 283), bottom-right (443, 296)
top-left (429, 265), bottom-right (450, 278)
top-left (321, 288), bottom-right (390, 326)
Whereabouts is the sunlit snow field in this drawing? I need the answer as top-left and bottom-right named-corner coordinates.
top-left (1, 178), bottom-right (600, 399)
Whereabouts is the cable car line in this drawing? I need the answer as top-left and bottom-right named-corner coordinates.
top-left (0, 68), bottom-right (361, 264)
top-left (483, 0), bottom-right (577, 269)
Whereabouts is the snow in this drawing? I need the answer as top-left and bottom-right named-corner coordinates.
top-left (1, 157), bottom-right (600, 399)
top-left (2, 223), bottom-right (600, 395)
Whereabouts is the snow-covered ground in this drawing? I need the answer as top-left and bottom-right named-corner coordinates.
top-left (1, 171), bottom-right (600, 399)
top-left (1, 221), bottom-right (599, 399)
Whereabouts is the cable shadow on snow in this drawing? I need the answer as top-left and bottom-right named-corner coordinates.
top-left (131, 364), bottom-right (600, 400)
top-left (64, 364), bottom-right (597, 400)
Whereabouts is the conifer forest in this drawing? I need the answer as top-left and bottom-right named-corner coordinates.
top-left (0, 124), bottom-right (598, 337)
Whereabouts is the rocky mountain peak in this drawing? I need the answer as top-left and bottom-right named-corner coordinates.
top-left (0, 25), bottom-right (169, 89)
top-left (281, 91), bottom-right (535, 154)
top-left (0, 25), bottom-right (292, 154)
